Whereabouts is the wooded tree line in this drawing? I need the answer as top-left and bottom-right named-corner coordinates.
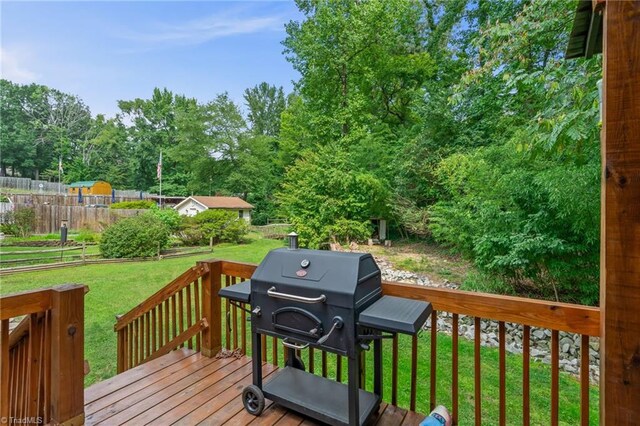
top-left (0, 0), bottom-right (600, 304)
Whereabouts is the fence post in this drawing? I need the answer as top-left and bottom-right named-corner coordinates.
top-left (198, 260), bottom-right (222, 357)
top-left (50, 284), bottom-right (85, 425)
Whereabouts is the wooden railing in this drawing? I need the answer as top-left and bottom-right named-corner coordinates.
top-left (114, 261), bottom-right (216, 372)
top-left (1, 284), bottom-right (87, 425)
top-left (216, 260), bottom-right (599, 426)
top-left (114, 259), bottom-right (600, 425)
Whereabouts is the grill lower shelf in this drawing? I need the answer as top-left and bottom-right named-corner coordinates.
top-left (263, 367), bottom-right (380, 426)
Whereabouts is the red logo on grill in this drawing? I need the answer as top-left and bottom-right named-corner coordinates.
top-left (296, 269), bottom-right (307, 277)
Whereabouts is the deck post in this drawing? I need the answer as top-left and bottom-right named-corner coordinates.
top-left (600, 0), bottom-right (640, 423)
top-left (50, 284), bottom-right (85, 425)
top-left (199, 259), bottom-right (222, 357)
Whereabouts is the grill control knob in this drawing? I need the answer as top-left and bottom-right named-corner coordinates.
top-left (300, 259), bottom-right (310, 268)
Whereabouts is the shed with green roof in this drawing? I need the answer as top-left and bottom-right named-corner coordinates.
top-left (68, 180), bottom-right (112, 196)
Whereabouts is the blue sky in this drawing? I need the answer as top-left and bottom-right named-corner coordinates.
top-left (1, 1), bottom-right (302, 118)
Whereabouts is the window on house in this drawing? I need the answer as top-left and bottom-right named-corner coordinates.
top-left (238, 210), bottom-right (244, 219)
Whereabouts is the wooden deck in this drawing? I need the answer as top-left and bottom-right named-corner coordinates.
top-left (84, 348), bottom-right (424, 425)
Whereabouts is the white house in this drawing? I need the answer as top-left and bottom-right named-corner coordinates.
top-left (174, 196), bottom-right (254, 222)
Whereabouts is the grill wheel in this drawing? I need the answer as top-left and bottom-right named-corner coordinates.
top-left (242, 384), bottom-right (265, 416)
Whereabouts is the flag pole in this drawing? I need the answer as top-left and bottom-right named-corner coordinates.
top-left (158, 150), bottom-right (163, 209)
top-left (58, 156), bottom-right (62, 195)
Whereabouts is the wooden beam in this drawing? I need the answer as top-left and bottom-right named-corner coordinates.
top-left (199, 260), bottom-right (222, 357)
top-left (49, 285), bottom-right (85, 425)
top-left (601, 1), bottom-right (640, 423)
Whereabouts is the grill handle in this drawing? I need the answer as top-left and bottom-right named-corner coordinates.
top-left (267, 286), bottom-right (327, 304)
top-left (282, 338), bottom-right (309, 350)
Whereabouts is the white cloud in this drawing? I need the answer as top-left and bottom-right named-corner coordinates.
top-left (120, 9), bottom-right (286, 48)
top-left (0, 46), bottom-right (40, 83)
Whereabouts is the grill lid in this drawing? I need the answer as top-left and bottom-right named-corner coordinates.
top-left (250, 248), bottom-right (381, 308)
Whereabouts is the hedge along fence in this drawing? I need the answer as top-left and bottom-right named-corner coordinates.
top-left (13, 204), bottom-right (147, 234)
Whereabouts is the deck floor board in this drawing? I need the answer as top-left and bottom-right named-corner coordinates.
top-left (84, 352), bottom-right (423, 426)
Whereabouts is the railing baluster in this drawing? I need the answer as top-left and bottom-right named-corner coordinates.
top-left (452, 313), bottom-right (459, 425)
top-left (308, 347), bottom-right (315, 374)
top-left (194, 280), bottom-right (201, 352)
top-left (523, 325), bottom-right (531, 426)
top-left (164, 299), bottom-right (170, 346)
top-left (324, 351), bottom-right (329, 379)
top-left (225, 275), bottom-right (231, 349)
top-left (186, 284), bottom-right (193, 350)
top-left (272, 336), bottom-right (278, 366)
top-left (152, 306), bottom-right (157, 352)
top-left (240, 278), bottom-right (247, 355)
top-left (178, 290), bottom-right (185, 348)
top-left (1, 319), bottom-right (9, 422)
top-left (37, 315), bottom-right (46, 418)
top-left (157, 302), bottom-right (164, 349)
top-left (133, 319), bottom-right (139, 366)
top-left (127, 323), bottom-right (133, 371)
top-left (171, 294), bottom-right (177, 341)
top-left (261, 334), bottom-right (267, 363)
top-left (499, 321), bottom-right (506, 426)
top-left (580, 334), bottom-right (590, 426)
top-left (232, 277), bottom-right (238, 350)
top-left (474, 317), bottom-right (481, 426)
top-left (410, 334), bottom-right (418, 411)
top-left (551, 330), bottom-right (559, 426)
top-left (336, 354), bottom-right (342, 383)
top-left (359, 350), bottom-right (365, 388)
top-left (145, 311), bottom-right (151, 356)
top-left (430, 310), bottom-right (437, 411)
top-left (392, 333), bottom-right (398, 406)
top-left (43, 311), bottom-right (51, 424)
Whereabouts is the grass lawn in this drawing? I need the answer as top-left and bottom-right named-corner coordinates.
top-left (0, 234), bottom-right (598, 423)
top-left (0, 234), bottom-right (283, 386)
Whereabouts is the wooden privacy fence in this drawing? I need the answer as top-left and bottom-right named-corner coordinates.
top-left (115, 259), bottom-right (600, 425)
top-left (14, 204), bottom-right (146, 234)
top-left (0, 284), bottom-right (87, 425)
top-left (6, 193), bottom-right (146, 207)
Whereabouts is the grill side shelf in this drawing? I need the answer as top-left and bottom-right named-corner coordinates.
top-left (218, 279), bottom-right (252, 303)
top-left (358, 295), bottom-right (433, 335)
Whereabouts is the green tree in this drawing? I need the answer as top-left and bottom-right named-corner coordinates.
top-left (277, 145), bottom-right (388, 248)
top-left (244, 82), bottom-right (286, 137)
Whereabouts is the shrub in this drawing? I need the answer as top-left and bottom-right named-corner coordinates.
top-left (148, 207), bottom-right (182, 232)
top-left (1, 207), bottom-right (37, 237)
top-left (100, 213), bottom-right (169, 258)
top-left (176, 210), bottom-right (249, 245)
top-left (327, 219), bottom-right (372, 245)
top-left (176, 217), bottom-right (206, 246)
top-left (110, 200), bottom-right (156, 209)
top-left (194, 210), bottom-right (249, 244)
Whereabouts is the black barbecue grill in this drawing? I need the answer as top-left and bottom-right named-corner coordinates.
top-left (219, 235), bottom-right (432, 426)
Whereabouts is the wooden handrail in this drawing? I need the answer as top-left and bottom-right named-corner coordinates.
top-left (114, 263), bottom-right (208, 331)
top-left (217, 260), bottom-right (600, 336)
top-left (382, 282), bottom-right (600, 337)
top-left (0, 288), bottom-right (53, 320)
